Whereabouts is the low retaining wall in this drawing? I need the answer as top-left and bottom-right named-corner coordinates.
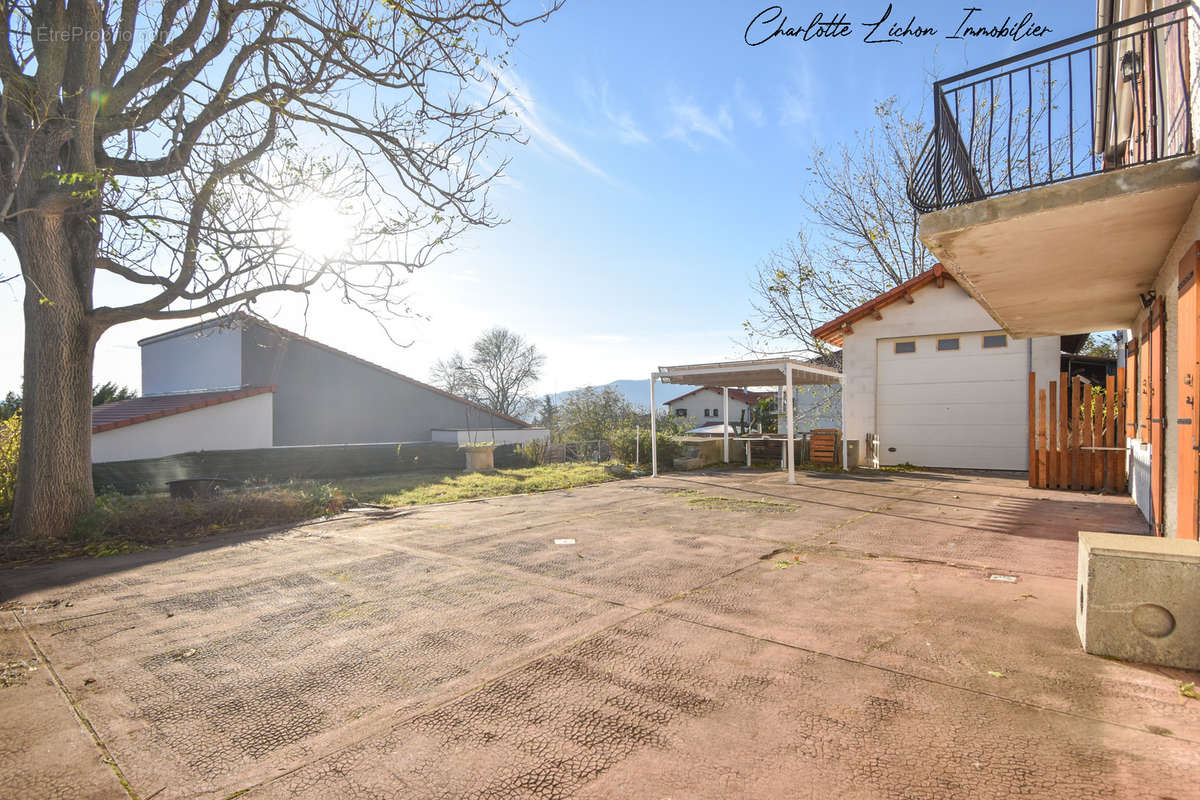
top-left (93, 441), bottom-right (524, 494)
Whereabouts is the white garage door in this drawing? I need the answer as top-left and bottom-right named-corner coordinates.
top-left (876, 333), bottom-right (1027, 470)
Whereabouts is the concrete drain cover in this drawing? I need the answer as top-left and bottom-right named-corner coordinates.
top-left (988, 574), bottom-right (1019, 583)
top-left (554, 538), bottom-right (576, 545)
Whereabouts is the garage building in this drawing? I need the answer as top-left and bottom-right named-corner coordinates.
top-left (812, 265), bottom-right (1067, 471)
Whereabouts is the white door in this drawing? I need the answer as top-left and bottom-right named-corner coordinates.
top-left (875, 333), bottom-right (1027, 470)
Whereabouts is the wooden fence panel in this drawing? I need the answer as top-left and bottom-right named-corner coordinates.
top-left (1059, 371), bottom-right (1069, 488)
top-left (1028, 373), bottom-right (1037, 488)
top-left (1037, 389), bottom-right (1048, 487)
top-left (1027, 373), bottom-right (1126, 493)
top-left (1080, 376), bottom-right (1089, 494)
top-left (1048, 382), bottom-right (1058, 488)
top-left (1116, 365), bottom-right (1128, 494)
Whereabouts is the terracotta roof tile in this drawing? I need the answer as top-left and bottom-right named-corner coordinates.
top-left (92, 386), bottom-right (276, 433)
top-left (812, 265), bottom-right (954, 347)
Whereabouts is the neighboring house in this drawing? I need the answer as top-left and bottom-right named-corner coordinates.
top-left (665, 387), bottom-right (773, 428)
top-left (814, 266), bottom-right (1063, 471)
top-left (667, 383), bottom-right (842, 434)
top-left (906, 2), bottom-right (1199, 537)
top-left (92, 314), bottom-right (540, 463)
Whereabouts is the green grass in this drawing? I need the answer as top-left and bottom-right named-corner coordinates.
top-left (339, 462), bottom-right (627, 507)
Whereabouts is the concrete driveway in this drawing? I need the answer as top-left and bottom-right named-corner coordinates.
top-left (2, 468), bottom-right (1198, 799)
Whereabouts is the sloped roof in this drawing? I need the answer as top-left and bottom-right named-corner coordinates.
top-left (92, 386), bottom-right (276, 433)
top-left (812, 265), bottom-right (955, 347)
top-left (664, 386), bottom-right (774, 406)
top-left (138, 313), bottom-right (531, 429)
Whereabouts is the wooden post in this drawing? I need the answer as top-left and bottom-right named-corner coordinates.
top-left (1080, 376), bottom-right (1089, 494)
top-left (1048, 381), bottom-right (1058, 489)
top-left (1091, 389), bottom-right (1100, 490)
top-left (1037, 389), bottom-right (1048, 489)
top-left (1059, 371), bottom-right (1069, 488)
top-left (1116, 365), bottom-right (1128, 493)
top-left (1028, 372), bottom-right (1037, 487)
top-left (1105, 374), bottom-right (1116, 492)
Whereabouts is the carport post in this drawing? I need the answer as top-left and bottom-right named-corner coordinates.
top-left (650, 372), bottom-right (658, 477)
top-left (722, 387), bottom-right (730, 462)
top-left (840, 375), bottom-right (848, 471)
top-left (785, 363), bottom-right (796, 485)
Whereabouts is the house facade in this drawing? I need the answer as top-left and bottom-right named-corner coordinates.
top-left (92, 314), bottom-right (537, 463)
top-left (907, 1), bottom-right (1200, 537)
top-left (665, 387), bottom-right (771, 428)
top-left (665, 385), bottom-right (840, 432)
top-left (814, 266), bottom-right (1062, 470)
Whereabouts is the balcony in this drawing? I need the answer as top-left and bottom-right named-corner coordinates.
top-left (910, 3), bottom-right (1200, 336)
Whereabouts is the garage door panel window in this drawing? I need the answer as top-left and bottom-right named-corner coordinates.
top-left (937, 337), bottom-right (960, 351)
top-left (982, 334), bottom-right (1008, 348)
top-left (894, 341), bottom-right (916, 354)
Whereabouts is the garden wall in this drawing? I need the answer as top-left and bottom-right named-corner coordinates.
top-left (92, 442), bottom-right (524, 494)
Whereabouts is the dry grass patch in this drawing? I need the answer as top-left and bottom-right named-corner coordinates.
top-left (0, 485), bottom-right (344, 565)
top-left (684, 496), bottom-right (796, 513)
top-left (340, 462), bottom-right (626, 507)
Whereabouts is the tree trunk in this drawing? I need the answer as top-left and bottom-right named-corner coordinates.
top-left (9, 210), bottom-right (98, 539)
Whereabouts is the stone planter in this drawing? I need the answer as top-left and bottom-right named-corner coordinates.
top-left (463, 445), bottom-right (496, 472)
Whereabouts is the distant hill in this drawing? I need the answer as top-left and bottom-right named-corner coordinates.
top-left (546, 379), bottom-right (703, 411)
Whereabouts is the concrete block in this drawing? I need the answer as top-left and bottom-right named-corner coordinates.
top-left (1076, 531), bottom-right (1200, 669)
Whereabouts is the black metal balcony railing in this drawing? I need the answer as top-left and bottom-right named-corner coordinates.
top-left (908, 3), bottom-right (1195, 213)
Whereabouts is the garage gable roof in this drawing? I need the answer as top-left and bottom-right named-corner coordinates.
top-left (812, 265), bottom-right (955, 347)
top-left (92, 386), bottom-right (276, 433)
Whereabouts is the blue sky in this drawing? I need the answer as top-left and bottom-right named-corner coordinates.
top-left (0, 0), bottom-right (1093, 400)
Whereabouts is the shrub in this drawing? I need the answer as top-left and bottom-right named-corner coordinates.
top-left (0, 412), bottom-right (18, 525)
top-left (513, 438), bottom-right (548, 466)
top-left (608, 425), bottom-right (681, 469)
top-left (302, 482), bottom-right (347, 516)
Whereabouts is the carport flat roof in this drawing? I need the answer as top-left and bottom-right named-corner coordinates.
top-left (656, 357), bottom-right (842, 387)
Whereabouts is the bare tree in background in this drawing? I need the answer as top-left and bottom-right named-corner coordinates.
top-left (432, 327), bottom-right (544, 419)
top-left (0, 0), bottom-right (561, 537)
top-left (743, 98), bottom-right (936, 358)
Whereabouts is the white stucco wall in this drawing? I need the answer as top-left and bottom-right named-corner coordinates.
top-left (431, 428), bottom-right (550, 446)
top-left (92, 392), bottom-right (273, 463)
top-left (667, 390), bottom-right (755, 427)
top-left (141, 326), bottom-right (243, 394)
top-left (839, 281), bottom-right (1060, 467)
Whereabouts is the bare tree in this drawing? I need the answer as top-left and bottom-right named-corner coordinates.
top-left (432, 327), bottom-right (544, 419)
top-left (0, 0), bottom-right (561, 537)
top-left (743, 98), bottom-right (936, 358)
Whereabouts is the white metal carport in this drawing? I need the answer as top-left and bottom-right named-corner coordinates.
top-left (650, 358), bottom-right (844, 484)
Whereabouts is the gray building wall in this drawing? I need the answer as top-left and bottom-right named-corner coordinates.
top-left (142, 324), bottom-right (243, 394)
top-left (239, 322), bottom-right (524, 446)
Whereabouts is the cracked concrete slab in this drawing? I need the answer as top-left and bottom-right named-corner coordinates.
top-left (0, 469), bottom-right (1194, 799)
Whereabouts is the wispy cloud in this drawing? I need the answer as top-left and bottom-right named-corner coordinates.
top-left (779, 63), bottom-right (817, 129)
top-left (577, 78), bottom-right (649, 146)
top-left (584, 333), bottom-right (633, 344)
top-left (665, 99), bottom-right (734, 149)
top-left (487, 63), bottom-right (613, 182)
top-left (734, 79), bottom-right (765, 128)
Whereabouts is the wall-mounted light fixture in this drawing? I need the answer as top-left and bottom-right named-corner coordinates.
top-left (1140, 289), bottom-right (1157, 309)
top-left (1121, 48), bottom-right (1143, 83)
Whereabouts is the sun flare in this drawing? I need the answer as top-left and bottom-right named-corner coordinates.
top-left (286, 196), bottom-right (356, 261)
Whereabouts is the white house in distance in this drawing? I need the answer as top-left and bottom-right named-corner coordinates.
top-left (666, 383), bottom-right (842, 434)
top-left (665, 387), bottom-right (771, 429)
top-left (812, 265), bottom-right (1062, 471)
